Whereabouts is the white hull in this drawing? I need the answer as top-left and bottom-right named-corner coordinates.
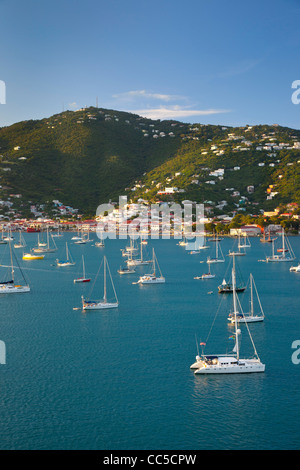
top-left (191, 357), bottom-right (265, 374)
top-left (138, 276), bottom-right (165, 284)
top-left (194, 274), bottom-right (215, 280)
top-left (266, 256), bottom-right (295, 262)
top-left (0, 285), bottom-right (30, 293)
top-left (228, 315), bottom-right (264, 323)
top-left (74, 278), bottom-right (91, 283)
top-left (290, 265), bottom-right (300, 272)
top-left (207, 259), bottom-right (224, 264)
top-left (127, 260), bottom-right (152, 266)
top-left (82, 301), bottom-right (118, 310)
top-left (56, 262), bottom-right (75, 267)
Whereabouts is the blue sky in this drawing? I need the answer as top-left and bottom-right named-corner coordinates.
top-left (0, 0), bottom-right (300, 128)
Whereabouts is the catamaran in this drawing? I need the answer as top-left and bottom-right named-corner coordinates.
top-left (190, 262), bottom-right (265, 374)
top-left (81, 256), bottom-right (118, 309)
top-left (137, 249), bottom-right (165, 284)
top-left (266, 229), bottom-right (295, 262)
top-left (74, 255), bottom-right (91, 283)
top-left (228, 273), bottom-right (264, 323)
top-left (56, 243), bottom-right (75, 267)
top-left (0, 241), bottom-right (30, 294)
top-left (207, 239), bottom-right (225, 264)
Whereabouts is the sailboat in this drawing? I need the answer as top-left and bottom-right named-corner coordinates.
top-left (33, 228), bottom-right (57, 253)
top-left (260, 230), bottom-right (276, 243)
top-left (56, 242), bottom-right (75, 267)
top-left (266, 229), bottom-right (295, 262)
top-left (74, 255), bottom-right (91, 283)
top-left (238, 234), bottom-right (251, 249)
top-left (0, 241), bottom-right (30, 293)
top-left (218, 255), bottom-right (246, 293)
top-left (137, 249), bottom-right (165, 284)
top-left (228, 233), bottom-right (246, 257)
top-left (118, 265), bottom-right (136, 274)
top-left (207, 239), bottom-right (225, 264)
top-left (14, 231), bottom-right (26, 249)
top-left (0, 229), bottom-right (8, 245)
top-left (127, 239), bottom-right (152, 266)
top-left (23, 250), bottom-right (45, 260)
top-left (228, 274), bottom-right (264, 323)
top-left (95, 232), bottom-right (104, 247)
top-left (290, 262), bottom-right (300, 272)
top-left (194, 263), bottom-right (215, 280)
top-left (190, 262), bottom-right (265, 374)
top-left (81, 256), bottom-right (118, 309)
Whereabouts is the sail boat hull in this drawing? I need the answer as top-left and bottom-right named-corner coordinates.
top-left (82, 301), bottom-right (118, 310)
top-left (0, 284), bottom-right (30, 294)
top-left (228, 315), bottom-right (264, 323)
top-left (137, 276), bottom-right (165, 284)
top-left (194, 358), bottom-right (265, 374)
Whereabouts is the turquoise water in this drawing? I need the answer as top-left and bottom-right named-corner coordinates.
top-left (0, 233), bottom-right (299, 450)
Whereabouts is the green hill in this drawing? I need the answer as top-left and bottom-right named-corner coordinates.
top-left (0, 108), bottom-right (299, 217)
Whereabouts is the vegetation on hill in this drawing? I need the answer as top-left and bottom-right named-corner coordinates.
top-left (0, 108), bottom-right (299, 217)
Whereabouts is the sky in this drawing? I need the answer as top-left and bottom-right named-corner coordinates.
top-left (0, 0), bottom-right (300, 129)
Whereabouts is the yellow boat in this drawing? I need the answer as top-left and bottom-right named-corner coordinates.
top-left (22, 252), bottom-right (45, 260)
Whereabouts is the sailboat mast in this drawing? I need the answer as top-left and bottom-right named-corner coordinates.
top-left (250, 273), bottom-right (254, 316)
top-left (82, 255), bottom-right (85, 278)
top-left (103, 256), bottom-right (107, 302)
top-left (232, 259), bottom-right (239, 361)
top-left (9, 240), bottom-right (14, 283)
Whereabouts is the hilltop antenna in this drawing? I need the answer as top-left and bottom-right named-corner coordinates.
top-left (96, 96), bottom-right (98, 108)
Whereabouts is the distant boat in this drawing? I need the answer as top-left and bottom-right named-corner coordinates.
top-left (207, 240), bottom-right (225, 264)
top-left (137, 249), bottom-right (165, 284)
top-left (74, 256), bottom-right (91, 283)
top-left (260, 231), bottom-right (276, 243)
top-left (228, 274), bottom-right (264, 323)
top-left (127, 239), bottom-right (152, 266)
top-left (218, 255), bottom-right (246, 293)
top-left (33, 227), bottom-right (57, 253)
top-left (266, 229), bottom-right (295, 263)
top-left (118, 265), bottom-right (136, 275)
top-left (14, 231), bottom-right (26, 249)
top-left (194, 264), bottom-right (215, 280)
top-left (56, 242), bottom-right (75, 267)
top-left (81, 256), bottom-right (118, 310)
top-left (0, 241), bottom-right (30, 294)
top-left (228, 233), bottom-right (246, 257)
top-left (23, 251), bottom-right (45, 260)
top-left (290, 263), bottom-right (300, 273)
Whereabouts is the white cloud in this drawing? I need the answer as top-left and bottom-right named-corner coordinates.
top-left (112, 90), bottom-right (185, 102)
top-left (132, 106), bottom-right (231, 120)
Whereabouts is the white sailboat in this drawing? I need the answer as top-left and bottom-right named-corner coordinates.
top-left (33, 228), bottom-right (57, 253)
top-left (228, 274), bottom-right (264, 323)
top-left (0, 241), bottom-right (30, 294)
top-left (81, 256), bottom-right (118, 309)
top-left (74, 255), bottom-right (91, 283)
top-left (238, 234), bottom-right (251, 249)
top-left (56, 242), bottom-right (75, 267)
top-left (266, 229), bottom-right (295, 262)
top-left (137, 249), bottom-right (165, 284)
top-left (228, 233), bottom-right (246, 257)
top-left (194, 263), bottom-right (215, 280)
top-left (127, 239), bottom-right (152, 266)
top-left (207, 239), bottom-right (225, 264)
top-left (14, 231), bottom-right (26, 249)
top-left (290, 262), bottom-right (300, 272)
top-left (190, 263), bottom-right (265, 374)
